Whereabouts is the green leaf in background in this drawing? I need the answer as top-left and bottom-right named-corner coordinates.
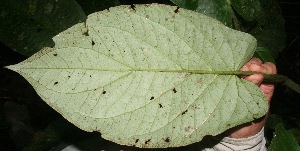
top-left (254, 47), bottom-right (275, 63)
top-left (248, 0), bottom-right (286, 59)
top-left (75, 0), bottom-right (120, 15)
top-left (268, 123), bottom-right (300, 151)
top-left (170, 0), bottom-right (234, 28)
top-left (6, 4), bottom-right (267, 148)
top-left (170, 0), bottom-right (286, 59)
top-left (230, 0), bottom-right (261, 21)
top-left (0, 0), bottom-right (86, 56)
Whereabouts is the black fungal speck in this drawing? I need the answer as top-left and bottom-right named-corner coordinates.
top-left (135, 139), bottom-right (139, 143)
top-left (150, 96), bottom-right (154, 100)
top-left (68, 76), bottom-right (71, 78)
top-left (181, 110), bottom-right (188, 115)
top-left (102, 90), bottom-right (106, 94)
top-left (90, 75), bottom-right (92, 78)
top-left (92, 40), bottom-right (95, 45)
top-left (83, 31), bottom-right (89, 36)
top-left (172, 88), bottom-right (177, 93)
top-left (159, 103), bottom-right (163, 108)
top-left (145, 139), bottom-right (151, 144)
top-left (164, 137), bottom-right (170, 143)
top-left (54, 82), bottom-right (58, 85)
top-left (53, 53), bottom-right (58, 56)
top-left (174, 6), bottom-right (179, 14)
top-left (130, 4), bottom-right (136, 10)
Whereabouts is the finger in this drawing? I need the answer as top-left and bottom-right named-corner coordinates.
top-left (261, 62), bottom-right (277, 74)
top-left (260, 83), bottom-right (275, 102)
top-left (249, 63), bottom-right (267, 73)
top-left (240, 58), bottom-right (263, 71)
top-left (244, 74), bottom-right (264, 86)
top-left (248, 58), bottom-right (263, 65)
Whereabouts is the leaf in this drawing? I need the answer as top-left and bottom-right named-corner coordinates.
top-left (268, 123), bottom-right (300, 151)
top-left (0, 0), bottom-right (86, 56)
top-left (248, 0), bottom-right (286, 58)
top-left (254, 47), bottom-right (275, 63)
top-left (75, 0), bottom-right (120, 15)
top-left (230, 0), bottom-right (261, 21)
top-left (170, 0), bottom-right (234, 28)
top-left (6, 4), bottom-right (267, 148)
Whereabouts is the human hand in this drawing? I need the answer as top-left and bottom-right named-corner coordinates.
top-left (226, 58), bottom-right (277, 138)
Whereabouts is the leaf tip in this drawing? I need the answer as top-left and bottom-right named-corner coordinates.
top-left (4, 64), bottom-right (19, 72)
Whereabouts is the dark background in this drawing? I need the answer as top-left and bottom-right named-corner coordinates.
top-left (1, 0), bottom-right (299, 150)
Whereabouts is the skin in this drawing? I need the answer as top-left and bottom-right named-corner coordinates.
top-left (227, 58), bottom-right (277, 139)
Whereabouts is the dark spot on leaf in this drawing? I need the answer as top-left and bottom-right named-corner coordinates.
top-left (145, 15), bottom-right (149, 19)
top-left (145, 139), bottom-right (151, 144)
top-left (174, 6), bottom-right (179, 14)
top-left (164, 137), bottom-right (170, 143)
top-left (172, 88), bottom-right (177, 93)
top-left (53, 53), bottom-right (57, 56)
top-left (181, 110), bottom-right (188, 115)
top-left (92, 40), bottom-right (95, 45)
top-left (102, 90), bottom-right (106, 94)
top-left (90, 75), bottom-right (92, 78)
top-left (130, 4), bottom-right (136, 10)
top-left (173, 126), bottom-right (175, 129)
top-left (54, 82), bottom-right (58, 85)
top-left (158, 103), bottom-right (163, 108)
top-left (135, 139), bottom-right (139, 143)
top-left (68, 76), bottom-right (70, 78)
top-left (150, 96), bottom-right (154, 100)
top-left (83, 31), bottom-right (89, 36)
top-left (123, 50), bottom-right (126, 53)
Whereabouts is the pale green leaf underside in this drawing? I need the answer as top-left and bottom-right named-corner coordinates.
top-left (6, 4), bottom-right (267, 148)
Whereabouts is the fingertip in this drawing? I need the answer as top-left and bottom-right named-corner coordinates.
top-left (263, 62), bottom-right (277, 74)
top-left (249, 58), bottom-right (263, 65)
